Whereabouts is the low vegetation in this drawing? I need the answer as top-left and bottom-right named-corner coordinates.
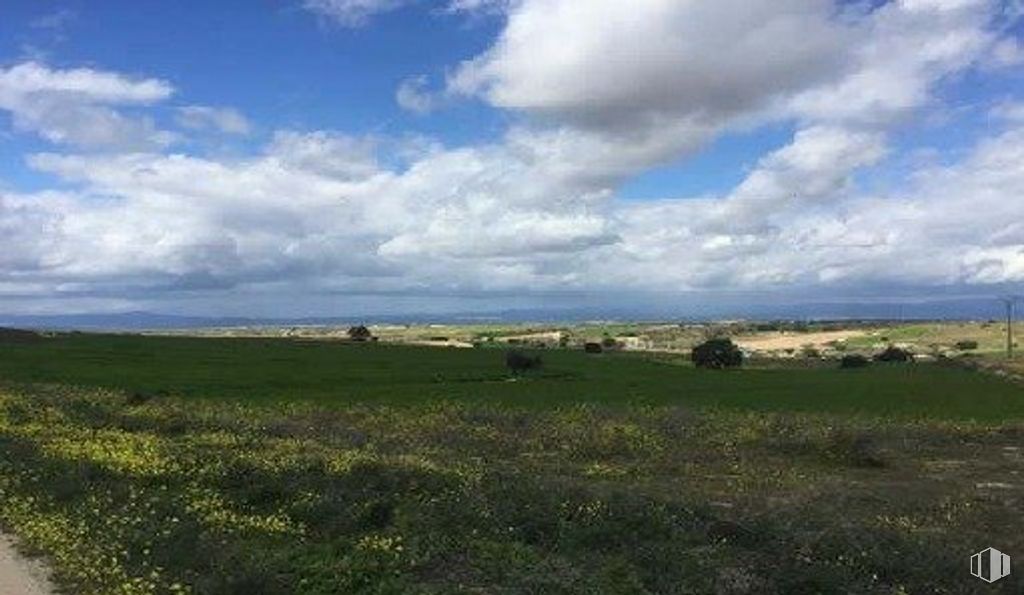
top-left (504, 349), bottom-right (543, 376)
top-left (0, 384), bottom-right (1022, 594)
top-left (839, 354), bottom-right (870, 369)
top-left (347, 326), bottom-right (373, 342)
top-left (1, 334), bottom-right (1023, 418)
top-left (874, 346), bottom-right (913, 363)
top-left (0, 333), bottom-right (1021, 593)
top-left (691, 338), bottom-right (744, 369)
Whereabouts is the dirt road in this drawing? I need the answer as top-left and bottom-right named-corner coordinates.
top-left (0, 534), bottom-right (53, 595)
top-left (734, 329), bottom-right (867, 351)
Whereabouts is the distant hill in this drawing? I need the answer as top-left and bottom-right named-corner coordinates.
top-left (0, 312), bottom-right (258, 331)
top-left (0, 297), bottom-right (1010, 331)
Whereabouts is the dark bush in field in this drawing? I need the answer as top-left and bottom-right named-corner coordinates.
top-left (0, 327), bottom-right (42, 343)
top-left (584, 342), bottom-right (603, 354)
top-left (126, 391), bottom-right (155, 406)
top-left (839, 354), bottom-right (870, 369)
top-left (506, 350), bottom-right (543, 375)
top-left (874, 345), bottom-right (912, 363)
top-left (825, 430), bottom-right (886, 468)
top-left (691, 338), bottom-right (743, 369)
top-left (601, 336), bottom-right (618, 349)
top-left (347, 325), bottom-right (373, 341)
top-left (954, 340), bottom-right (978, 350)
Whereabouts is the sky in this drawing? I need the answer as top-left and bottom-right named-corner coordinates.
top-left (1, 0), bottom-right (1024, 318)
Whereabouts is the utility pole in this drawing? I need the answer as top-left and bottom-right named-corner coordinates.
top-left (998, 296), bottom-right (1021, 359)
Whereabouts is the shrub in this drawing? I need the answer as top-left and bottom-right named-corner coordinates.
top-left (347, 325), bottom-right (373, 341)
top-left (874, 345), bottom-right (912, 363)
top-left (601, 336), bottom-right (618, 349)
top-left (839, 354), bottom-right (870, 369)
top-left (505, 350), bottom-right (543, 375)
top-left (0, 327), bottom-right (42, 343)
top-left (691, 338), bottom-right (743, 369)
top-left (826, 431), bottom-right (886, 468)
top-left (584, 342), bottom-right (603, 354)
top-left (954, 340), bottom-right (978, 351)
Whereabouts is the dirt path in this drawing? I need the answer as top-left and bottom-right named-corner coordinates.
top-left (0, 534), bottom-right (53, 595)
top-left (734, 329), bottom-right (867, 351)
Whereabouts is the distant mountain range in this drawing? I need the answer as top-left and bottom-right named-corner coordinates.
top-left (0, 297), bottom-right (1012, 331)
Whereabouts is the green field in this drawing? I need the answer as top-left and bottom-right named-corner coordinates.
top-left (0, 333), bottom-right (1022, 593)
top-left (1, 333), bottom-right (1023, 420)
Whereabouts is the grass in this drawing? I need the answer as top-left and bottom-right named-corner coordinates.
top-left (1, 333), bottom-right (1023, 420)
top-left (0, 385), bottom-right (1022, 594)
top-left (0, 333), bottom-right (1022, 593)
top-left (843, 321), bottom-right (1013, 355)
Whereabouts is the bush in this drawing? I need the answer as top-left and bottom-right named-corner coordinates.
top-left (506, 350), bottom-right (543, 375)
top-left (874, 346), bottom-right (912, 363)
top-left (691, 338), bottom-right (743, 369)
top-left (839, 354), bottom-right (870, 369)
top-left (347, 325), bottom-right (373, 341)
top-left (601, 336), bottom-right (618, 349)
top-left (826, 431), bottom-right (886, 468)
top-left (954, 340), bottom-right (978, 351)
top-left (584, 342), bottom-right (603, 354)
top-left (0, 327), bottom-right (42, 343)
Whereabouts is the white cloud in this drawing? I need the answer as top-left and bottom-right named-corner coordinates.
top-left (8, 118), bottom-right (1024, 301)
top-left (303, 0), bottom-right (510, 25)
top-left (441, 0), bottom-right (1009, 171)
top-left (0, 61), bottom-right (176, 150)
top-left (265, 130), bottom-right (381, 180)
top-left (3, 1), bottom-right (1024, 311)
top-left (446, 0), bottom-right (511, 14)
top-left (396, 75), bottom-right (439, 114)
top-left (449, 0), bottom-right (847, 127)
top-left (302, 0), bottom-right (407, 26)
top-left (0, 61), bottom-right (171, 102)
top-left (784, 0), bottom-right (999, 124)
top-left (991, 100), bottom-right (1024, 121)
top-left (176, 105), bottom-right (252, 135)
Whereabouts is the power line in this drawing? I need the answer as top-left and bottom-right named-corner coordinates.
top-left (997, 295), bottom-right (1022, 359)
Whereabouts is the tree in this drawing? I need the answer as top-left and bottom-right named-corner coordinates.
top-left (506, 350), bottom-right (543, 375)
top-left (839, 354), bottom-right (870, 369)
top-left (874, 345), bottom-right (912, 363)
top-left (691, 338), bottom-right (743, 369)
top-left (347, 325), bottom-right (372, 342)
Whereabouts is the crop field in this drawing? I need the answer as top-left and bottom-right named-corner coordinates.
top-left (2, 333), bottom-right (1024, 419)
top-left (0, 332), bottom-right (1022, 593)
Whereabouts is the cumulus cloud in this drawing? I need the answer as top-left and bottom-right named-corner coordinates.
top-left (2, 1), bottom-right (1024, 311)
top-left (784, 0), bottom-right (1000, 124)
top-left (9, 117), bottom-right (1024, 301)
top-left (396, 75), bottom-right (440, 114)
top-left (176, 105), bottom-right (252, 135)
top-left (304, 0), bottom-right (510, 25)
top-left (301, 0), bottom-right (407, 26)
top-left (443, 0), bottom-right (1009, 172)
top-left (449, 0), bottom-right (846, 126)
top-left (0, 61), bottom-right (176, 149)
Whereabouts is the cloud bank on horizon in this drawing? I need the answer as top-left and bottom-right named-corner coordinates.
top-left (1, 0), bottom-right (1023, 315)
